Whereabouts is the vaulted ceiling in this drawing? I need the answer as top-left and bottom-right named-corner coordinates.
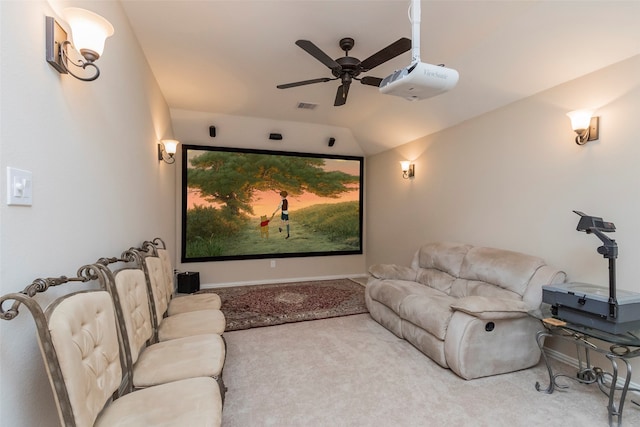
top-left (121, 0), bottom-right (640, 155)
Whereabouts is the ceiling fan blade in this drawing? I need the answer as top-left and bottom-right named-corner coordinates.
top-left (359, 37), bottom-right (412, 71)
top-left (334, 83), bottom-right (350, 106)
top-left (360, 76), bottom-right (383, 87)
top-left (295, 40), bottom-right (341, 72)
top-left (277, 77), bottom-right (332, 89)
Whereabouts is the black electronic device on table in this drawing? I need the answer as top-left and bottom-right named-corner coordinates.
top-left (177, 272), bottom-right (200, 294)
top-left (542, 211), bottom-right (640, 334)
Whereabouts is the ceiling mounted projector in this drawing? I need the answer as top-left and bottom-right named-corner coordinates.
top-left (380, 0), bottom-right (459, 101)
top-left (380, 62), bottom-right (458, 100)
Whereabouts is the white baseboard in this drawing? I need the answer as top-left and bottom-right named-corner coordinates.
top-left (544, 346), bottom-right (640, 391)
top-left (200, 273), bottom-right (368, 289)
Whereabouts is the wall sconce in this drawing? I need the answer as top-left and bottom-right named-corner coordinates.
top-left (46, 8), bottom-right (114, 82)
top-left (567, 110), bottom-right (599, 145)
top-left (158, 140), bottom-right (179, 164)
top-left (400, 161), bottom-right (415, 179)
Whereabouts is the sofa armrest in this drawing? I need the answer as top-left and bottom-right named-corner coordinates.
top-left (450, 296), bottom-right (529, 320)
top-left (368, 264), bottom-right (417, 281)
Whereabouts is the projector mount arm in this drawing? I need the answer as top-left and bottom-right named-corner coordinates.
top-left (573, 210), bottom-right (618, 318)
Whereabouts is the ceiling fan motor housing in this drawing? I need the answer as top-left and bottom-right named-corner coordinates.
top-left (333, 56), bottom-right (360, 79)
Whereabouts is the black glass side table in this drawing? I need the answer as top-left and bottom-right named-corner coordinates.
top-left (535, 318), bottom-right (640, 426)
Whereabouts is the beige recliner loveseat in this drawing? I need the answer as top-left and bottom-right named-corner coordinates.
top-left (366, 242), bottom-right (566, 380)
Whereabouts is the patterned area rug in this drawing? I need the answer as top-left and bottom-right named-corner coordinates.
top-left (198, 279), bottom-right (367, 331)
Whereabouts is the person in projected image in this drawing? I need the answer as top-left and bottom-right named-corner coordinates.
top-left (273, 190), bottom-right (290, 239)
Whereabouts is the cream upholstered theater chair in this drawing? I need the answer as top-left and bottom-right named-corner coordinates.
top-left (143, 238), bottom-right (222, 315)
top-left (134, 241), bottom-right (226, 341)
top-left (49, 291), bottom-right (222, 427)
top-left (155, 245), bottom-right (222, 316)
top-left (1, 285), bottom-right (222, 427)
top-left (140, 253), bottom-right (226, 341)
top-left (99, 264), bottom-right (226, 395)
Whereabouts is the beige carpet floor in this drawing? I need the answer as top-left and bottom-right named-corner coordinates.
top-left (221, 313), bottom-right (640, 427)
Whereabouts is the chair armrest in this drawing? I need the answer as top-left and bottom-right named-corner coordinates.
top-left (368, 264), bottom-right (417, 281)
top-left (450, 296), bottom-right (529, 320)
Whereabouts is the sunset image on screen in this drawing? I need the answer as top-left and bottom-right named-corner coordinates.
top-left (182, 147), bottom-right (363, 261)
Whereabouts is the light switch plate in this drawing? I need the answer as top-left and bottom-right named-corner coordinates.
top-left (7, 167), bottom-right (33, 206)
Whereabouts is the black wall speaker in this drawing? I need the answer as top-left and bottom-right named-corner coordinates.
top-left (269, 133), bottom-right (283, 140)
top-left (328, 137), bottom-right (336, 147)
top-left (209, 126), bottom-right (216, 137)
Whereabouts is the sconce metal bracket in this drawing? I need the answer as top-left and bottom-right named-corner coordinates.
top-left (576, 117), bottom-right (600, 145)
top-left (45, 17), bottom-right (68, 74)
top-left (403, 164), bottom-right (415, 179)
top-left (587, 116), bottom-right (600, 141)
top-left (158, 143), bottom-right (175, 164)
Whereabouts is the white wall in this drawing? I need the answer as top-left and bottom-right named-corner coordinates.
top-left (366, 54), bottom-right (640, 369)
top-left (170, 108), bottom-right (367, 285)
top-left (0, 1), bottom-right (175, 425)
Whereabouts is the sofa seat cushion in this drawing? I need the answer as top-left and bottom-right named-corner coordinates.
top-left (368, 279), bottom-right (441, 313)
top-left (450, 296), bottom-right (529, 320)
top-left (399, 293), bottom-right (456, 340)
top-left (369, 264), bottom-right (417, 281)
top-left (449, 279), bottom-right (523, 300)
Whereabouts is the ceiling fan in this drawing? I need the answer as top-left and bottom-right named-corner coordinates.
top-left (277, 37), bottom-right (411, 106)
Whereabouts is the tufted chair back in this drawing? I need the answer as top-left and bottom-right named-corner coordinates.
top-left (112, 268), bottom-right (154, 364)
top-left (156, 249), bottom-right (176, 299)
top-left (45, 291), bottom-right (123, 427)
top-left (144, 256), bottom-right (170, 324)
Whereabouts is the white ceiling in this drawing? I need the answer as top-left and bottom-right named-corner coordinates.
top-left (120, 0), bottom-right (640, 155)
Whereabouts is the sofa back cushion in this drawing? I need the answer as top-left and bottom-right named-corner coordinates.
top-left (457, 246), bottom-right (545, 297)
top-left (412, 242), bottom-right (471, 293)
top-left (411, 242), bottom-right (551, 300)
top-left (412, 242), bottom-right (471, 275)
top-left (411, 242), bottom-right (471, 294)
top-left (415, 269), bottom-right (458, 294)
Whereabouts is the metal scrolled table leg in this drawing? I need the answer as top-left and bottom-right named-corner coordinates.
top-left (535, 329), bottom-right (555, 393)
top-left (601, 354), bottom-right (632, 427)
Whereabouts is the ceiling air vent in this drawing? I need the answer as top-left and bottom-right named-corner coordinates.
top-left (297, 102), bottom-right (318, 110)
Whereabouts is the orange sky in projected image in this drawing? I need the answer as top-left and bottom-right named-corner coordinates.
top-left (186, 157), bottom-right (361, 218)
